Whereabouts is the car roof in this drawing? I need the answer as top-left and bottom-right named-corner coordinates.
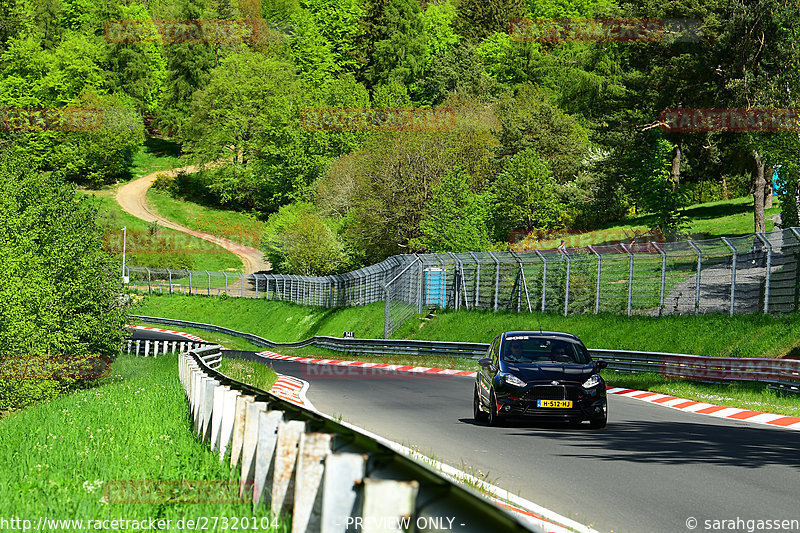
top-left (500, 331), bottom-right (582, 342)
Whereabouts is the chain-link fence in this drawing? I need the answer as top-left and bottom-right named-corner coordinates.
top-left (126, 228), bottom-right (800, 338)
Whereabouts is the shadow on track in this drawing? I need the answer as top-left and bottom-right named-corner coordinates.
top-left (460, 417), bottom-right (800, 469)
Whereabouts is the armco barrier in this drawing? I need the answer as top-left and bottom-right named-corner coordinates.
top-left (180, 344), bottom-right (584, 533)
top-left (139, 315), bottom-right (800, 394)
top-left (125, 338), bottom-right (210, 357)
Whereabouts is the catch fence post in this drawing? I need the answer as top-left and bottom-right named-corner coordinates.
top-left (382, 283), bottom-right (391, 339)
top-left (755, 233), bottom-right (773, 313)
top-left (687, 240), bottom-right (702, 314)
top-left (621, 243), bottom-right (634, 316)
top-left (721, 237), bottom-right (737, 316)
top-left (487, 252), bottom-right (501, 312)
top-left (653, 242), bottom-right (667, 315)
top-left (534, 250), bottom-right (547, 312)
top-left (588, 245), bottom-right (601, 314)
top-left (469, 252), bottom-right (481, 308)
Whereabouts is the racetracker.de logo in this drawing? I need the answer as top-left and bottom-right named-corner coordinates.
top-left (0, 108), bottom-right (103, 132)
top-left (104, 19), bottom-right (260, 43)
top-left (659, 108), bottom-right (800, 132)
top-left (299, 362), bottom-right (459, 380)
top-left (0, 355), bottom-right (113, 380)
top-left (301, 107), bottom-right (456, 132)
top-left (509, 18), bottom-right (702, 42)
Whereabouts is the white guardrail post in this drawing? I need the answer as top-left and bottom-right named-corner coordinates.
top-left (178, 346), bottom-right (566, 533)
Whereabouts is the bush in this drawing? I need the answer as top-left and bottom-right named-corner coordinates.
top-left (0, 155), bottom-right (128, 412)
top-left (262, 202), bottom-right (351, 275)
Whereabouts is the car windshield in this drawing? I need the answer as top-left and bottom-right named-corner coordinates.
top-left (501, 336), bottom-right (591, 364)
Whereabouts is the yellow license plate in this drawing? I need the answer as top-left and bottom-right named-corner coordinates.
top-left (537, 400), bottom-right (572, 408)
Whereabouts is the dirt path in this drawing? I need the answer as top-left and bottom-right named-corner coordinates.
top-left (116, 166), bottom-right (271, 274)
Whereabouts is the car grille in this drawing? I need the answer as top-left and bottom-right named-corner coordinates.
top-left (525, 385), bottom-right (579, 401)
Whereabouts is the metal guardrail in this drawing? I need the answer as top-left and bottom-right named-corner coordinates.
top-left (138, 315), bottom-right (800, 393)
top-left (125, 338), bottom-right (210, 357)
top-left (126, 228), bottom-right (800, 337)
top-left (181, 345), bottom-right (576, 533)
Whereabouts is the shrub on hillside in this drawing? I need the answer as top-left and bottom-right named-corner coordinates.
top-left (0, 155), bottom-right (128, 412)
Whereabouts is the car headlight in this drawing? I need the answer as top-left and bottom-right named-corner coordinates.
top-left (582, 374), bottom-right (601, 388)
top-left (500, 373), bottom-right (526, 388)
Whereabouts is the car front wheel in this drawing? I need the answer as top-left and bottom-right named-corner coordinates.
top-left (487, 389), bottom-right (503, 427)
top-left (473, 385), bottom-right (488, 423)
top-left (590, 406), bottom-right (608, 429)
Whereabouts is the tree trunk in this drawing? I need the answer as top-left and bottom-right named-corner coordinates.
top-left (753, 151), bottom-right (766, 233)
top-left (670, 141), bottom-right (681, 192)
top-left (722, 175), bottom-right (728, 200)
top-left (764, 165), bottom-right (774, 209)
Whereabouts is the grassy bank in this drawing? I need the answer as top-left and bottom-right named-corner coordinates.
top-left (0, 353), bottom-right (288, 531)
top-left (81, 189), bottom-right (242, 272)
top-left (132, 295), bottom-right (800, 417)
top-left (148, 189), bottom-right (265, 250)
top-left (538, 196), bottom-right (781, 249)
top-left (135, 294), bottom-right (387, 341)
top-left (135, 294), bottom-right (800, 359)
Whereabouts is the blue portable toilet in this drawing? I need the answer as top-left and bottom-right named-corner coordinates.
top-left (773, 166), bottom-right (783, 195)
top-left (424, 268), bottom-right (447, 308)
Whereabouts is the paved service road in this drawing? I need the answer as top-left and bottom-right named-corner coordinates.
top-left (265, 359), bottom-right (800, 533)
top-left (116, 167), bottom-right (270, 273)
top-left (126, 328), bottom-right (191, 342)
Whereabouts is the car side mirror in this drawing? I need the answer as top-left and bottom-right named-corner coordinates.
top-left (478, 358), bottom-right (497, 373)
top-left (594, 360), bottom-right (609, 372)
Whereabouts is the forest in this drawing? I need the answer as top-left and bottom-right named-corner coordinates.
top-left (1, 0), bottom-right (799, 275)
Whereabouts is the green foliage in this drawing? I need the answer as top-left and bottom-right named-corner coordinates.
top-left (777, 163), bottom-right (800, 229)
top-left (411, 167), bottom-right (493, 252)
top-left (0, 155), bottom-right (127, 411)
top-left (456, 0), bottom-right (527, 42)
top-left (629, 138), bottom-right (689, 239)
top-left (262, 202), bottom-right (350, 275)
top-left (492, 148), bottom-right (565, 238)
top-left (420, 0), bottom-right (459, 66)
top-left (493, 84), bottom-right (590, 183)
top-left (368, 0), bottom-right (427, 87)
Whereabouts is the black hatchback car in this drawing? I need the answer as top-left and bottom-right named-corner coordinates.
top-left (473, 331), bottom-right (608, 428)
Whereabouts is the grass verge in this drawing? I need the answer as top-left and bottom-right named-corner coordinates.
top-left (147, 189), bottom-right (265, 250)
top-left (218, 358), bottom-right (279, 392)
top-left (0, 353), bottom-right (289, 531)
top-left (81, 189), bottom-right (242, 272)
top-left (135, 294), bottom-right (800, 359)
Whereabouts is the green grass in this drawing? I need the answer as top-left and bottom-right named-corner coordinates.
top-left (0, 353), bottom-right (289, 532)
top-left (147, 189), bottom-right (265, 250)
top-left (134, 295), bottom-right (800, 418)
top-left (399, 309), bottom-right (800, 359)
top-left (135, 294), bottom-right (387, 341)
top-left (218, 358), bottom-right (279, 392)
top-left (130, 137), bottom-right (183, 179)
top-left (536, 196), bottom-right (781, 249)
top-left (135, 294), bottom-right (800, 358)
top-left (604, 372), bottom-right (800, 418)
top-left (80, 188), bottom-right (243, 272)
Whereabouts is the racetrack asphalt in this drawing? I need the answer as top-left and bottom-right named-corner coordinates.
top-left (264, 358), bottom-right (800, 533)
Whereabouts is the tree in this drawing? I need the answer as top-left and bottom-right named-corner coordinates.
top-left (368, 0), bottom-right (427, 88)
top-left (628, 137), bottom-right (689, 239)
top-left (491, 148), bottom-right (565, 238)
top-left (493, 83), bottom-right (590, 183)
top-left (0, 154), bottom-right (127, 411)
top-left (156, 0), bottom-right (216, 137)
top-left (456, 0), bottom-right (527, 42)
top-left (262, 202), bottom-right (350, 274)
top-left (411, 167), bottom-right (493, 252)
